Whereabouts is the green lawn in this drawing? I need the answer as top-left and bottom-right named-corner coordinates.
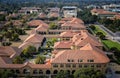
top-left (102, 40), bottom-right (120, 50)
top-left (93, 25), bottom-right (107, 35)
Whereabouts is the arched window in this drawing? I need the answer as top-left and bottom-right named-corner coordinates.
top-left (39, 70), bottom-right (43, 74)
top-left (23, 69), bottom-right (30, 74)
top-left (16, 69), bottom-right (20, 74)
top-left (10, 69), bottom-right (15, 73)
top-left (60, 70), bottom-right (64, 72)
top-left (67, 70), bottom-right (70, 74)
top-left (72, 70), bottom-right (75, 74)
top-left (33, 69), bottom-right (38, 74)
top-left (53, 70), bottom-right (58, 74)
top-left (46, 70), bottom-right (51, 74)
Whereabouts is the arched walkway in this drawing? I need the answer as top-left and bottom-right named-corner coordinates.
top-left (67, 70), bottom-right (71, 74)
top-left (53, 70), bottom-right (58, 74)
top-left (33, 69), bottom-right (38, 74)
top-left (46, 70), bottom-right (51, 74)
top-left (39, 70), bottom-right (43, 74)
top-left (23, 69), bottom-right (30, 74)
top-left (72, 70), bottom-right (75, 74)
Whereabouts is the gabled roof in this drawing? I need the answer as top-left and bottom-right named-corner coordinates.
top-left (51, 43), bottom-right (109, 64)
top-left (19, 42), bottom-right (40, 49)
top-left (72, 30), bottom-right (88, 42)
top-left (91, 8), bottom-right (118, 15)
top-left (60, 17), bottom-right (73, 21)
top-left (54, 41), bottom-right (72, 49)
top-left (39, 13), bottom-right (47, 18)
top-left (74, 32), bottom-right (102, 47)
top-left (61, 22), bottom-right (86, 29)
top-left (70, 18), bottom-right (84, 24)
top-left (24, 33), bottom-right (44, 43)
top-left (0, 46), bottom-right (21, 59)
top-left (35, 24), bottom-right (49, 32)
top-left (28, 20), bottom-right (47, 27)
top-left (59, 17), bottom-right (84, 25)
top-left (60, 31), bottom-right (78, 37)
top-left (0, 60), bottom-right (51, 69)
top-left (49, 13), bottom-right (59, 18)
top-left (113, 14), bottom-right (120, 19)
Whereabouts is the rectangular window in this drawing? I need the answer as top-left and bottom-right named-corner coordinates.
top-left (53, 64), bottom-right (58, 67)
top-left (96, 64), bottom-right (101, 68)
top-left (79, 64), bottom-right (82, 68)
top-left (87, 59), bottom-right (94, 62)
top-left (84, 65), bottom-right (88, 68)
top-left (72, 64), bottom-right (76, 68)
top-left (66, 64), bottom-right (71, 68)
top-left (60, 64), bottom-right (64, 67)
top-left (78, 59), bottom-right (83, 62)
top-left (104, 64), bottom-right (106, 67)
top-left (91, 65), bottom-right (94, 67)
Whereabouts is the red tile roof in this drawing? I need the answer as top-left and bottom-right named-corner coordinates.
top-left (0, 46), bottom-right (21, 58)
top-left (35, 24), bottom-right (49, 32)
top-left (91, 8), bottom-right (118, 15)
top-left (61, 22), bottom-right (86, 29)
top-left (70, 18), bottom-right (84, 24)
top-left (60, 31), bottom-right (78, 37)
top-left (113, 14), bottom-right (120, 19)
top-left (0, 60), bottom-right (51, 69)
top-left (59, 17), bottom-right (84, 24)
top-left (24, 33), bottom-right (44, 43)
top-left (51, 43), bottom-right (109, 64)
top-left (39, 13), bottom-right (47, 18)
top-left (74, 32), bottom-right (102, 47)
top-left (19, 42), bottom-right (40, 49)
top-left (54, 41), bottom-right (73, 49)
top-left (60, 17), bottom-right (74, 21)
top-left (54, 30), bottom-right (102, 50)
top-left (28, 20), bottom-right (48, 27)
top-left (49, 13), bottom-right (59, 18)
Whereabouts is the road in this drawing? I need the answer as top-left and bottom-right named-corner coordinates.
top-left (88, 23), bottom-right (120, 78)
top-left (93, 23), bottom-right (120, 44)
top-left (98, 25), bottom-right (115, 37)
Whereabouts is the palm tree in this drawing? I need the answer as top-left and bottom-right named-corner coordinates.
top-left (13, 56), bottom-right (24, 64)
top-left (35, 55), bottom-right (46, 64)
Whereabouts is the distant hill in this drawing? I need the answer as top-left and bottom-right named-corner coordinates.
top-left (0, 0), bottom-right (120, 4)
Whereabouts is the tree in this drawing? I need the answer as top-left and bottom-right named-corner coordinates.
top-left (10, 33), bottom-right (20, 41)
top-left (0, 14), bottom-right (6, 21)
top-left (14, 28), bottom-right (26, 35)
top-left (89, 25), bottom-right (96, 30)
top-left (56, 70), bottom-right (65, 78)
top-left (0, 35), bottom-right (3, 42)
top-left (22, 46), bottom-right (36, 58)
top-left (0, 69), bottom-right (16, 78)
top-left (96, 32), bottom-right (103, 36)
top-left (74, 68), bottom-right (105, 78)
top-left (110, 47), bottom-right (118, 52)
top-left (56, 70), bottom-right (71, 78)
top-left (99, 34), bottom-right (105, 40)
top-left (13, 56), bottom-right (24, 64)
top-left (2, 41), bottom-right (12, 46)
top-left (35, 55), bottom-right (46, 64)
top-left (77, 9), bottom-right (98, 24)
top-left (49, 22), bottom-right (58, 29)
top-left (3, 31), bottom-right (12, 38)
top-left (46, 38), bottom-right (57, 48)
